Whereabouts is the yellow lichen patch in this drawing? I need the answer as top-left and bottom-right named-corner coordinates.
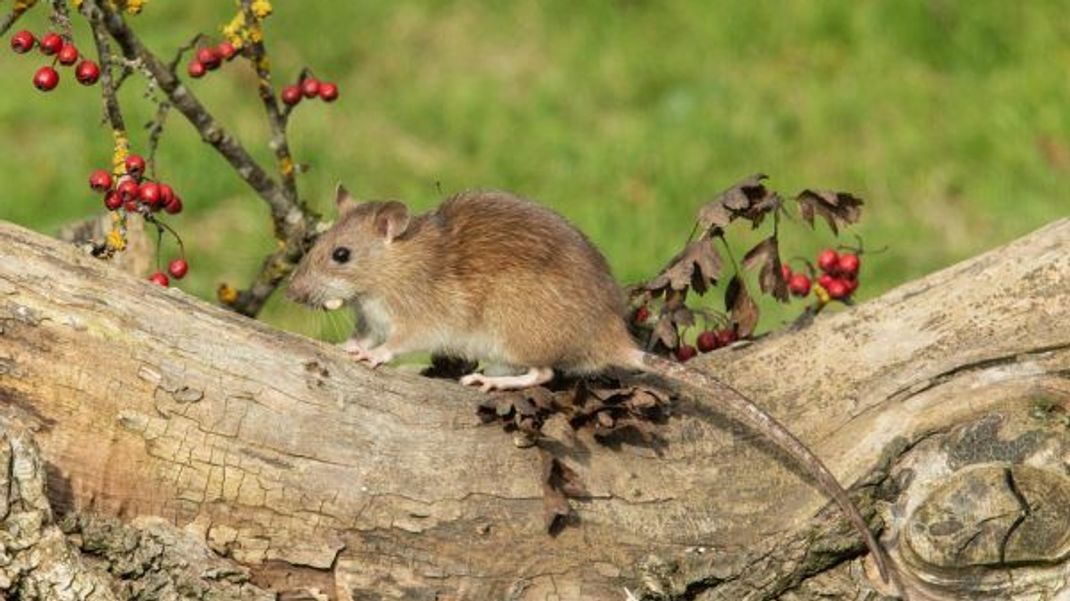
top-left (69, 0), bottom-right (82, 10)
top-left (250, 0), bottom-right (272, 19)
top-left (14, 0), bottom-right (40, 12)
top-left (217, 283), bottom-right (240, 305)
top-left (111, 131), bottom-right (130, 176)
top-left (115, 0), bottom-right (148, 15)
top-left (279, 157), bottom-right (294, 176)
top-left (106, 227), bottom-right (126, 252)
top-left (814, 284), bottom-right (830, 305)
top-left (222, 13), bottom-right (246, 48)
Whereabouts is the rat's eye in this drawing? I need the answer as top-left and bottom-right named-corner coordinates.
top-left (331, 247), bottom-right (351, 264)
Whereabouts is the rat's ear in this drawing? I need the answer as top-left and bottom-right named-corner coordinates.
top-left (374, 201), bottom-right (410, 243)
top-left (335, 183), bottom-right (359, 215)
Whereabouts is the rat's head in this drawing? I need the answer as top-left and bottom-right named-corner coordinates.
top-left (287, 184), bottom-right (411, 310)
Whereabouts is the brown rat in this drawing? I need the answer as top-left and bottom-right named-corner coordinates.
top-left (288, 185), bottom-right (894, 585)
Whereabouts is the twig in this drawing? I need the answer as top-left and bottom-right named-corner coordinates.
top-left (165, 33), bottom-right (206, 73)
top-left (0, 0), bottom-right (32, 37)
top-left (145, 101), bottom-right (170, 180)
top-left (239, 0), bottom-right (299, 204)
top-left (91, 1), bottom-right (291, 227)
top-left (82, 6), bottom-right (126, 137)
top-left (48, 0), bottom-right (72, 39)
top-left (88, 0), bottom-right (319, 317)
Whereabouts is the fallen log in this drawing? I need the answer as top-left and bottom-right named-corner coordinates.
top-left (1, 218), bottom-right (1067, 600)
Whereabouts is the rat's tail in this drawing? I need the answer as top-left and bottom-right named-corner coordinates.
top-left (621, 348), bottom-right (893, 585)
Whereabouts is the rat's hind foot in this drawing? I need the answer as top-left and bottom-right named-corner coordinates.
top-left (460, 366), bottom-right (553, 392)
top-left (347, 344), bottom-right (394, 368)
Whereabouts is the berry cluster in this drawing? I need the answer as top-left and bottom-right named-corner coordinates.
top-left (633, 306), bottom-right (737, 363)
top-left (88, 153), bottom-right (189, 287)
top-left (187, 41), bottom-right (238, 78)
top-left (783, 248), bottom-right (861, 302)
top-left (280, 76), bottom-right (338, 106)
top-left (90, 154), bottom-right (184, 216)
top-left (10, 30), bottom-right (100, 91)
top-left (676, 326), bottom-right (737, 362)
top-left (149, 258), bottom-right (188, 288)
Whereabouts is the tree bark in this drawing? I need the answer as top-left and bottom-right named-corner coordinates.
top-left (0, 218), bottom-right (1067, 601)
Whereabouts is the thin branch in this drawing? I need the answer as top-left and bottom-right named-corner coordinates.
top-left (167, 33), bottom-right (206, 72)
top-left (239, 0), bottom-right (299, 204)
top-left (145, 101), bottom-right (170, 179)
top-left (89, 0), bottom-right (293, 231)
top-left (82, 5), bottom-right (126, 137)
top-left (82, 0), bottom-right (319, 317)
top-left (0, 1), bottom-right (32, 37)
top-left (48, 0), bottom-right (72, 39)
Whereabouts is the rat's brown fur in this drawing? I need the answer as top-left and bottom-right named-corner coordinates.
top-left (288, 187), bottom-right (895, 586)
top-left (289, 188), bottom-right (635, 372)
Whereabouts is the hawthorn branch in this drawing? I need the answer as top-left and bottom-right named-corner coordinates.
top-left (87, 0), bottom-right (319, 317)
top-left (81, 3), bottom-right (126, 139)
top-left (240, 0), bottom-right (299, 204)
top-left (0, 1), bottom-right (31, 37)
top-left (91, 1), bottom-right (288, 225)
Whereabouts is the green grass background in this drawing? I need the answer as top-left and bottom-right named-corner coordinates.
top-left (0, 1), bottom-right (1066, 343)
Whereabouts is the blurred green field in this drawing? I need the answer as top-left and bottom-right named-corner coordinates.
top-left (0, 1), bottom-right (1066, 343)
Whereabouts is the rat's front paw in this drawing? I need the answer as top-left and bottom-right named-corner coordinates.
top-left (349, 345), bottom-right (394, 368)
top-left (340, 337), bottom-right (369, 355)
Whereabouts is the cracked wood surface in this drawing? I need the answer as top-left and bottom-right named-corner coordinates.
top-left (0, 218), bottom-right (1067, 600)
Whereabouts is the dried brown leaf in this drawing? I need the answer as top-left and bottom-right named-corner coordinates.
top-left (540, 451), bottom-right (586, 533)
top-left (796, 189), bottom-right (864, 235)
top-left (652, 314), bottom-right (679, 349)
top-left (646, 238), bottom-right (722, 295)
top-left (725, 276), bottom-right (759, 337)
top-left (672, 307), bottom-right (696, 327)
top-left (742, 236), bottom-right (789, 301)
top-left (698, 174), bottom-right (782, 231)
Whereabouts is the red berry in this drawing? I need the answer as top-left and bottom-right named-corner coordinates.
top-left (168, 258), bottom-right (189, 280)
top-left (33, 66), bottom-right (59, 91)
top-left (843, 276), bottom-right (859, 295)
top-left (88, 169), bottom-right (113, 192)
top-left (817, 248), bottom-right (839, 273)
top-left (837, 253), bottom-right (860, 277)
top-left (10, 30), bottom-right (35, 54)
top-left (280, 84), bottom-right (302, 106)
top-left (817, 273), bottom-right (835, 291)
top-left (675, 344), bottom-right (698, 363)
top-left (826, 279), bottom-right (849, 300)
top-left (158, 183), bottom-right (175, 205)
top-left (634, 306), bottom-right (651, 324)
top-left (696, 330), bottom-right (718, 353)
top-left (163, 195), bottom-right (183, 214)
top-left (104, 191), bottom-right (123, 211)
top-left (57, 43), bottom-right (78, 66)
top-left (117, 178), bottom-right (140, 201)
top-left (138, 182), bottom-right (161, 207)
top-left (318, 82), bottom-right (339, 102)
top-left (39, 33), bottom-right (63, 55)
top-left (196, 46), bottom-right (221, 70)
top-left (300, 77), bottom-right (320, 98)
top-left (780, 264), bottom-right (792, 280)
top-left (218, 41), bottom-right (237, 61)
top-left (125, 154), bottom-right (146, 179)
top-left (715, 328), bottom-right (736, 347)
top-left (788, 273), bottom-right (812, 297)
top-left (75, 60), bottom-right (100, 85)
top-left (187, 60), bottom-right (206, 78)
top-left (123, 199), bottom-right (140, 213)
top-left (149, 272), bottom-right (170, 287)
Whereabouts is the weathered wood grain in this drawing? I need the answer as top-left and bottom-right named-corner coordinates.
top-left (0, 218), bottom-right (1067, 600)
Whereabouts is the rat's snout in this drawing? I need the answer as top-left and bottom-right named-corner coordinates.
top-left (286, 267), bottom-right (314, 305)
